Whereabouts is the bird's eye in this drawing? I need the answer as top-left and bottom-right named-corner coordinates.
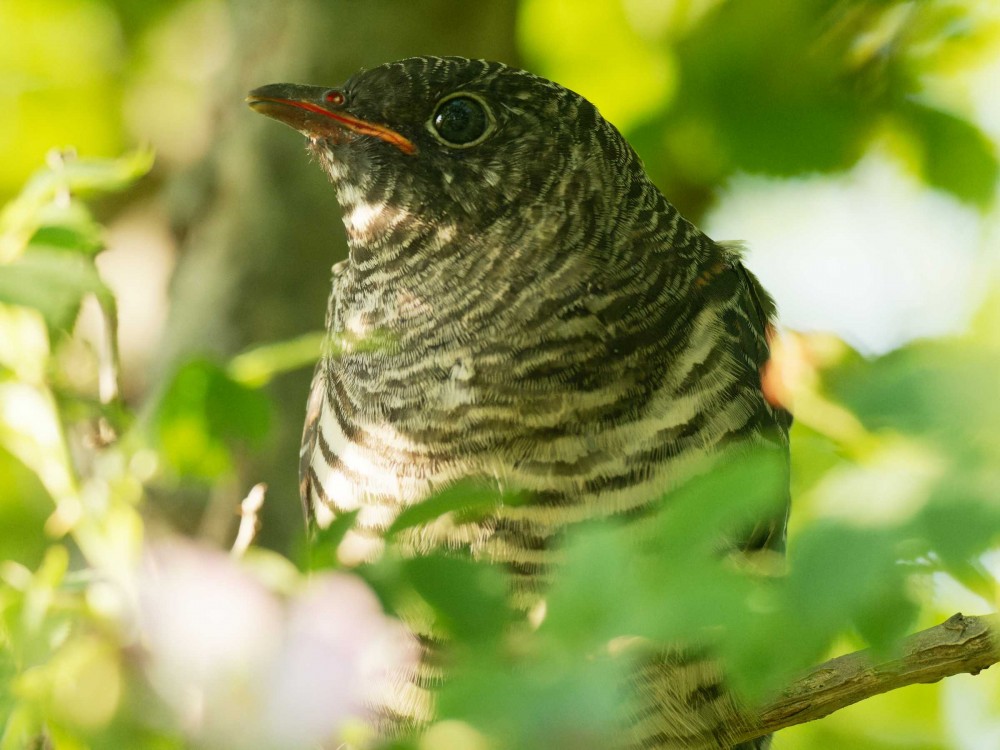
top-left (429, 94), bottom-right (492, 147)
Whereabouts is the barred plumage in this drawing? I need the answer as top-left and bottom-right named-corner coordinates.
top-left (250, 56), bottom-right (789, 750)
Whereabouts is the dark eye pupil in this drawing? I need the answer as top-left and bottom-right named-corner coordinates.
top-left (432, 97), bottom-right (488, 145)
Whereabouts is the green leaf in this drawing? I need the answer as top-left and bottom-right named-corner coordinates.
top-left (719, 522), bottom-right (918, 699)
top-left (542, 524), bottom-right (647, 648)
top-left (786, 523), bottom-right (916, 652)
top-left (0, 149), bottom-right (153, 262)
top-left (898, 98), bottom-right (999, 208)
top-left (0, 446), bottom-right (53, 571)
top-left (852, 570), bottom-right (920, 655)
top-left (227, 332), bottom-right (324, 388)
top-left (0, 705), bottom-right (45, 750)
top-left (660, 0), bottom-right (871, 179)
top-left (403, 554), bottom-right (510, 643)
top-left (916, 494), bottom-right (1000, 565)
top-left (155, 360), bottom-right (271, 480)
top-left (387, 480), bottom-right (505, 539)
top-left (825, 340), bottom-right (1000, 463)
top-left (545, 449), bottom-right (785, 654)
top-left (308, 510), bottom-right (360, 570)
top-left (439, 650), bottom-right (623, 749)
top-left (44, 148), bottom-right (154, 195)
top-left (910, 483), bottom-right (1000, 601)
top-left (28, 213), bottom-right (104, 257)
top-left (0, 248), bottom-right (110, 331)
top-left (648, 448), bottom-right (788, 560)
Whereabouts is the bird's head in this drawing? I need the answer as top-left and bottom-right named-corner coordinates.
top-left (248, 57), bottom-right (657, 271)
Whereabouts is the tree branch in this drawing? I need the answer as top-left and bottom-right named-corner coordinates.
top-left (731, 612), bottom-right (1000, 744)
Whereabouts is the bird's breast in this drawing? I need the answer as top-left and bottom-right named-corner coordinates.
top-left (309, 265), bottom-right (772, 574)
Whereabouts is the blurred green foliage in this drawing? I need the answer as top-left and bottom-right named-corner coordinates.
top-left (0, 1), bottom-right (127, 196)
top-left (155, 360), bottom-right (270, 479)
top-left (521, 0), bottom-right (1000, 214)
top-left (0, 1), bottom-right (999, 748)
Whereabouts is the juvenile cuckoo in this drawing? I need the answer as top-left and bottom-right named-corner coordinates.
top-left (249, 56), bottom-right (790, 750)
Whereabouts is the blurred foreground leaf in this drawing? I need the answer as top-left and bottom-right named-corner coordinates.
top-left (308, 510), bottom-right (360, 570)
top-left (898, 99), bottom-right (1000, 209)
top-left (387, 480), bottom-right (510, 539)
top-left (155, 360), bottom-right (270, 480)
top-left (0, 447), bottom-right (51, 570)
top-left (0, 248), bottom-right (110, 331)
top-left (227, 331), bottom-right (324, 388)
top-left (404, 554), bottom-right (511, 643)
top-left (0, 149), bottom-right (153, 262)
top-left (825, 339), bottom-right (1000, 464)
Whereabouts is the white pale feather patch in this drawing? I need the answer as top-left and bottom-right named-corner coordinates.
top-left (344, 311), bottom-right (370, 337)
top-left (311, 499), bottom-right (336, 528)
top-left (435, 223), bottom-right (457, 244)
top-left (337, 531), bottom-right (383, 567)
top-left (357, 504), bottom-right (399, 533)
top-left (527, 599), bottom-right (547, 629)
top-left (313, 457), bottom-right (361, 512)
top-left (345, 201), bottom-right (386, 233)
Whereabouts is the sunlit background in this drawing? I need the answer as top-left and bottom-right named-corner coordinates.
top-left (1, 1), bottom-right (999, 748)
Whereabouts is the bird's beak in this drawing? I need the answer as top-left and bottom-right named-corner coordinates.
top-left (246, 83), bottom-right (417, 155)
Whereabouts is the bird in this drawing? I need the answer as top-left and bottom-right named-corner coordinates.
top-left (248, 56), bottom-right (790, 750)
